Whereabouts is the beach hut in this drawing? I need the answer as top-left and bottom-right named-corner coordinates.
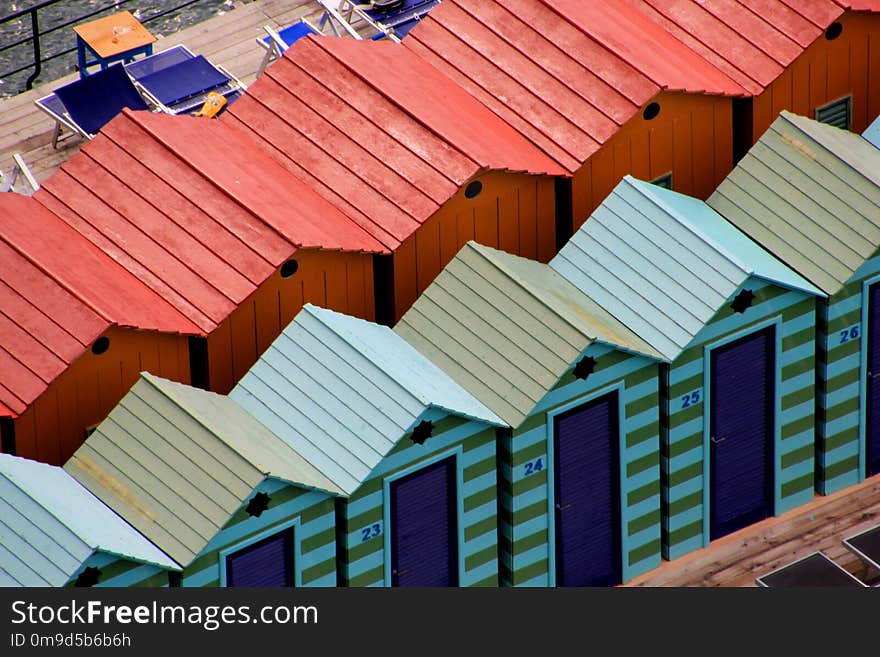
top-left (404, 0), bottom-right (746, 232)
top-left (708, 111), bottom-right (880, 493)
top-left (550, 176), bottom-right (825, 560)
top-left (34, 109), bottom-right (383, 396)
top-left (0, 193), bottom-right (197, 466)
top-left (0, 452), bottom-right (177, 587)
top-left (395, 242), bottom-right (665, 586)
top-left (626, 0), bottom-right (880, 156)
top-left (64, 373), bottom-right (343, 587)
top-left (223, 35), bottom-right (564, 322)
top-left (229, 304), bottom-right (505, 587)
top-left (864, 113), bottom-right (880, 147)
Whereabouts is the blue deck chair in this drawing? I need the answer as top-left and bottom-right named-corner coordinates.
top-left (320, 0), bottom-right (439, 42)
top-left (35, 63), bottom-right (150, 148)
top-left (133, 54), bottom-right (246, 115)
top-left (124, 44), bottom-right (196, 81)
top-left (255, 19), bottom-right (320, 76)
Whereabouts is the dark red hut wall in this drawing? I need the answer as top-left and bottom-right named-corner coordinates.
top-left (390, 171), bottom-right (556, 322)
top-left (572, 91), bottom-right (734, 230)
top-left (13, 327), bottom-right (190, 466)
top-left (206, 249), bottom-right (375, 394)
top-left (752, 12), bottom-right (880, 142)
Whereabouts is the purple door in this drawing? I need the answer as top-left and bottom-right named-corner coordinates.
top-left (225, 529), bottom-right (295, 587)
top-left (553, 392), bottom-right (621, 587)
top-left (390, 456), bottom-right (457, 586)
top-left (710, 326), bottom-right (775, 540)
top-left (867, 283), bottom-right (880, 476)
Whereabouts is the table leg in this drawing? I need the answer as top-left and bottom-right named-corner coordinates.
top-left (76, 36), bottom-right (89, 78)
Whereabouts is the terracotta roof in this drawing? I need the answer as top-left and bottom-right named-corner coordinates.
top-left (224, 35), bottom-right (563, 250)
top-left (627, 0), bottom-right (845, 95)
top-left (0, 194), bottom-right (199, 417)
top-left (35, 110), bottom-right (383, 334)
top-left (405, 0), bottom-right (745, 173)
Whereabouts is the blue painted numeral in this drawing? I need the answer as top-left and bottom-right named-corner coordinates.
top-left (839, 325), bottom-right (860, 344)
top-left (360, 523), bottom-right (381, 542)
top-left (523, 458), bottom-right (545, 477)
top-left (681, 390), bottom-right (701, 409)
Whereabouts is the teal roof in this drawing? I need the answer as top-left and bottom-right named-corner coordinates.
top-left (230, 304), bottom-right (504, 495)
top-left (864, 114), bottom-right (880, 149)
top-left (550, 176), bottom-right (823, 361)
top-left (0, 453), bottom-right (177, 587)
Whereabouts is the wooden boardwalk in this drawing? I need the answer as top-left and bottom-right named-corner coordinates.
top-left (627, 474), bottom-right (880, 587)
top-left (0, 0), bottom-right (342, 185)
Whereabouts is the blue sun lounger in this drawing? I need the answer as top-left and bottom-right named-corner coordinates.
top-left (35, 63), bottom-right (150, 148)
top-left (756, 552), bottom-right (867, 587)
top-left (256, 19), bottom-right (320, 75)
top-left (133, 54), bottom-right (245, 115)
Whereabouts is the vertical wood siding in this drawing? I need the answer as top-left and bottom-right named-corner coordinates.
top-left (663, 279), bottom-right (817, 560)
top-left (13, 327), bottom-right (190, 466)
top-left (500, 345), bottom-right (660, 586)
top-left (340, 414), bottom-right (499, 587)
top-left (572, 92), bottom-right (734, 231)
top-left (391, 173), bottom-right (556, 322)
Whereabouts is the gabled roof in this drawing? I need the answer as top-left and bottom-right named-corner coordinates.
top-left (550, 176), bottom-right (823, 362)
top-left (34, 110), bottom-right (383, 334)
top-left (709, 111), bottom-right (880, 296)
top-left (230, 304), bottom-right (503, 495)
top-left (395, 241), bottom-right (661, 427)
top-left (404, 0), bottom-right (745, 173)
top-left (223, 35), bottom-right (563, 250)
top-left (0, 452), bottom-right (176, 587)
top-left (64, 373), bottom-right (342, 568)
top-left (0, 193), bottom-right (199, 418)
top-left (627, 0), bottom-right (845, 95)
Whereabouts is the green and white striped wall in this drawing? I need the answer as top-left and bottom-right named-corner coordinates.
top-left (175, 479), bottom-right (337, 588)
top-left (499, 343), bottom-right (661, 586)
top-left (65, 556), bottom-right (169, 588)
top-left (340, 412), bottom-right (499, 588)
top-left (663, 278), bottom-right (817, 560)
top-left (818, 254), bottom-right (880, 494)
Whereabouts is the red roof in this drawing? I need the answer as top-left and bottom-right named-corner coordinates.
top-left (405, 0), bottom-right (745, 173)
top-left (35, 110), bottom-right (383, 334)
top-left (626, 0), bottom-right (845, 94)
top-left (0, 197), bottom-right (109, 416)
top-left (836, 1), bottom-right (880, 10)
top-left (224, 35), bottom-right (563, 249)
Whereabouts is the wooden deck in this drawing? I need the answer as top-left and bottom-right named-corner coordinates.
top-left (627, 474), bottom-right (880, 587)
top-left (0, 0), bottom-right (351, 186)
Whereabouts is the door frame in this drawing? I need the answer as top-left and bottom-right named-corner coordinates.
top-left (546, 381), bottom-right (625, 586)
top-left (382, 446), bottom-right (464, 587)
top-left (858, 274), bottom-right (880, 482)
top-left (702, 316), bottom-right (782, 547)
top-left (218, 516), bottom-right (301, 587)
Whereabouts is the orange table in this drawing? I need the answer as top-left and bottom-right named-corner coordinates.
top-left (74, 11), bottom-right (156, 78)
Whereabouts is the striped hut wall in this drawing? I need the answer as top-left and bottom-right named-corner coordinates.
top-left (341, 413), bottom-right (498, 588)
top-left (819, 253), bottom-right (880, 494)
top-left (179, 478), bottom-right (336, 588)
top-left (663, 278), bottom-right (817, 560)
top-left (502, 344), bottom-right (661, 587)
top-left (65, 553), bottom-right (169, 588)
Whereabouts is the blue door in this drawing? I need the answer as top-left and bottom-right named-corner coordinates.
top-left (867, 283), bottom-right (880, 476)
top-left (553, 392), bottom-right (621, 587)
top-left (225, 529), bottom-right (295, 587)
top-left (390, 456), bottom-right (457, 586)
top-left (710, 326), bottom-right (775, 540)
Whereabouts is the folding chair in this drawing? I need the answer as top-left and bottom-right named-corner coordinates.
top-left (35, 63), bottom-right (151, 148)
top-left (755, 552), bottom-right (867, 587)
top-left (124, 44), bottom-right (196, 81)
top-left (133, 54), bottom-right (246, 116)
top-left (255, 19), bottom-right (320, 76)
top-left (0, 154), bottom-right (39, 195)
top-left (319, 0), bottom-right (439, 42)
top-left (315, 0), bottom-right (366, 39)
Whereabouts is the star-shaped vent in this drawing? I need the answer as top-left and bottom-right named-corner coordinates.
top-left (74, 566), bottom-right (102, 587)
top-left (246, 492), bottom-right (271, 518)
top-left (411, 420), bottom-right (434, 445)
top-left (573, 356), bottom-right (597, 380)
top-left (731, 289), bottom-right (755, 314)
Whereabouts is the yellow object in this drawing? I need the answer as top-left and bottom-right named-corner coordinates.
top-left (193, 92), bottom-right (227, 118)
